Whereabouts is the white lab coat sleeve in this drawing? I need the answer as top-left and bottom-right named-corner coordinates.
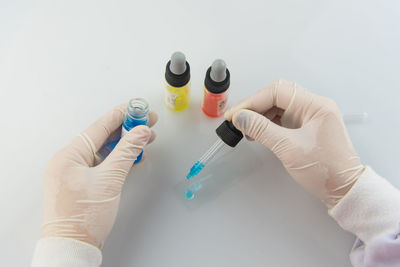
top-left (329, 166), bottom-right (400, 267)
top-left (31, 237), bottom-right (102, 267)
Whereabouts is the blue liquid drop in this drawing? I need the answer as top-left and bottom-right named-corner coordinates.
top-left (185, 190), bottom-right (194, 200)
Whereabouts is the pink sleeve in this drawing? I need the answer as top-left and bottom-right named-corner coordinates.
top-left (350, 224), bottom-right (400, 267)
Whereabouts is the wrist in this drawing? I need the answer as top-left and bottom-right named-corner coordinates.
top-left (327, 166), bottom-right (366, 209)
top-left (42, 221), bottom-right (102, 249)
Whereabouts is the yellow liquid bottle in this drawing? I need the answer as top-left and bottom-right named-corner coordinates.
top-left (165, 82), bottom-right (190, 111)
top-left (164, 51), bottom-right (190, 111)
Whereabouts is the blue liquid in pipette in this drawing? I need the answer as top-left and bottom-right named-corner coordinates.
top-left (186, 161), bottom-right (205, 179)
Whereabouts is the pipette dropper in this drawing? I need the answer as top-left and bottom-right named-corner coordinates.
top-left (186, 111), bottom-right (368, 180)
top-left (186, 120), bottom-right (243, 179)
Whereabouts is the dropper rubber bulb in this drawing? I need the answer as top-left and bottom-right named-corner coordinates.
top-left (210, 59), bottom-right (227, 82)
top-left (170, 51), bottom-right (187, 75)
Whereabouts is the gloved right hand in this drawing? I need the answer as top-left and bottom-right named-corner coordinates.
top-left (225, 79), bottom-right (365, 209)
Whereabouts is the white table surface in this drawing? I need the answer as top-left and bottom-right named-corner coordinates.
top-left (1, 1), bottom-right (400, 266)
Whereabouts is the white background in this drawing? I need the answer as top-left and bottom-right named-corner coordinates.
top-left (1, 0), bottom-right (400, 266)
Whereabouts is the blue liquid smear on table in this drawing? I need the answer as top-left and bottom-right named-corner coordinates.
top-left (185, 190), bottom-right (194, 200)
top-left (184, 181), bottom-right (203, 200)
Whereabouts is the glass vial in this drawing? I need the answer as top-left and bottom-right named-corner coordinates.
top-left (97, 98), bottom-right (149, 164)
top-left (122, 98), bottom-right (149, 163)
top-left (164, 51), bottom-right (191, 111)
top-left (202, 59), bottom-right (230, 117)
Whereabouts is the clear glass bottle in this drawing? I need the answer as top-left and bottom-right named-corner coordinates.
top-left (122, 98), bottom-right (149, 163)
top-left (98, 98), bottom-right (149, 164)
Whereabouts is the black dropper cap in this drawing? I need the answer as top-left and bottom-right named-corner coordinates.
top-left (216, 120), bottom-right (243, 147)
top-left (204, 59), bottom-right (230, 94)
top-left (165, 52), bottom-right (190, 87)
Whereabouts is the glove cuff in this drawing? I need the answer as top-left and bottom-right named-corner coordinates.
top-left (329, 166), bottom-right (400, 243)
top-left (31, 237), bottom-right (102, 267)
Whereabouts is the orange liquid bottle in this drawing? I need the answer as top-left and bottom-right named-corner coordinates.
top-left (202, 59), bottom-right (230, 117)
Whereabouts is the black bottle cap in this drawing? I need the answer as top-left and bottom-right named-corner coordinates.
top-left (165, 60), bottom-right (191, 87)
top-left (204, 66), bottom-right (230, 94)
top-left (216, 120), bottom-right (243, 147)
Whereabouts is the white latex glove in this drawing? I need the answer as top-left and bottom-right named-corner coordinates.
top-left (41, 103), bottom-right (157, 248)
top-left (225, 79), bottom-right (365, 208)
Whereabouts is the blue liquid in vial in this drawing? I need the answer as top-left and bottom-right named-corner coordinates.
top-left (122, 115), bottom-right (148, 164)
top-left (97, 98), bottom-right (149, 164)
top-left (97, 138), bottom-right (120, 159)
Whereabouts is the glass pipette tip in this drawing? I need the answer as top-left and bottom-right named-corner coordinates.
top-left (186, 138), bottom-right (225, 179)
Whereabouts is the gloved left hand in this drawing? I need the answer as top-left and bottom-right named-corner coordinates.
top-left (41, 103), bottom-right (157, 249)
